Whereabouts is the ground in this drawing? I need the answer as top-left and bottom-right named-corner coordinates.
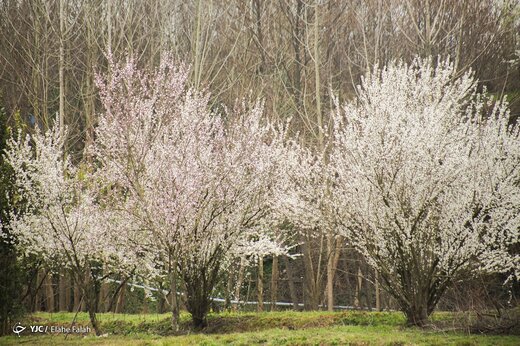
top-left (1, 310), bottom-right (519, 345)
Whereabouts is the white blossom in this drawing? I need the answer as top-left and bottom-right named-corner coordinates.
top-left (329, 58), bottom-right (519, 324)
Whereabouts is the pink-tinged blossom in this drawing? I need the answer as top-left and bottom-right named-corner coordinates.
top-left (92, 56), bottom-right (287, 327)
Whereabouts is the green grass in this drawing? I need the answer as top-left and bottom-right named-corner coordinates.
top-left (1, 311), bottom-right (518, 345)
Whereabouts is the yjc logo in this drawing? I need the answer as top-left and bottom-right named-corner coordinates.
top-left (12, 322), bottom-right (26, 337)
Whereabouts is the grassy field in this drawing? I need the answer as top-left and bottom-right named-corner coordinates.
top-left (1, 310), bottom-right (519, 345)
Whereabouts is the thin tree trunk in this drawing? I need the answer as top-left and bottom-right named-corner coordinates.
top-left (115, 283), bottom-right (125, 313)
top-left (80, 271), bottom-right (89, 312)
top-left (106, 0), bottom-right (112, 52)
top-left (454, 9), bottom-right (464, 73)
top-left (142, 294), bottom-right (149, 314)
top-left (83, 283), bottom-right (101, 336)
top-left (313, 0), bottom-right (323, 144)
top-left (302, 241), bottom-right (315, 310)
top-left (354, 266), bottom-right (363, 308)
top-left (302, 237), bottom-right (321, 310)
top-left (375, 269), bottom-right (381, 311)
top-left (257, 257), bottom-right (264, 312)
top-left (192, 0), bottom-right (203, 89)
top-left (233, 258), bottom-right (245, 311)
top-left (98, 282), bottom-right (109, 313)
top-left (65, 275), bottom-right (72, 312)
top-left (225, 272), bottom-right (233, 311)
top-left (270, 256), bottom-right (279, 311)
top-left (169, 260), bottom-right (180, 332)
top-left (34, 270), bottom-right (42, 312)
top-left (84, 18), bottom-right (96, 152)
top-left (44, 273), bottom-right (55, 312)
top-left (325, 239), bottom-right (342, 311)
top-left (326, 234), bottom-right (334, 311)
top-left (179, 281), bottom-right (188, 312)
top-left (283, 256), bottom-right (298, 310)
top-left (107, 277), bottom-right (127, 313)
top-left (59, 271), bottom-right (67, 311)
top-left (58, 0), bottom-right (65, 136)
top-left (158, 293), bottom-right (166, 314)
top-left (30, 268), bottom-right (47, 312)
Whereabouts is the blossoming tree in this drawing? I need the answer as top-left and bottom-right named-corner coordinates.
top-left (92, 56), bottom-right (287, 328)
top-left (330, 59), bottom-right (520, 326)
top-left (2, 126), bottom-right (134, 335)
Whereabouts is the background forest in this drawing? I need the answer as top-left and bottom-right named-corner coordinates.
top-left (0, 0), bottom-right (519, 340)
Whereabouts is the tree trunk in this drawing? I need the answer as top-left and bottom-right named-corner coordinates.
top-left (191, 310), bottom-right (207, 329)
top-left (326, 234), bottom-right (334, 311)
top-left (107, 277), bottom-right (127, 313)
top-left (115, 284), bottom-right (125, 313)
top-left (313, 0), bottom-right (323, 144)
top-left (179, 281), bottom-right (188, 312)
top-left (283, 256), bottom-right (298, 310)
top-left (192, 0), bottom-right (203, 89)
top-left (233, 258), bottom-right (245, 311)
top-left (142, 295), bottom-right (149, 314)
top-left (58, 0), bottom-right (65, 137)
top-left (85, 290), bottom-right (101, 336)
top-left (44, 273), bottom-right (54, 312)
top-left (190, 306), bottom-right (208, 329)
top-left (302, 239), bottom-right (321, 310)
top-left (158, 293), bottom-right (166, 314)
top-left (98, 282), bottom-right (109, 313)
top-left (75, 271), bottom-right (102, 336)
top-left (325, 239), bottom-right (342, 311)
top-left (405, 304), bottom-right (429, 327)
top-left (59, 271), bottom-right (67, 311)
top-left (73, 282), bottom-right (81, 312)
top-left (34, 270), bottom-right (42, 312)
top-left (169, 265), bottom-right (180, 332)
top-left (257, 257), bottom-right (264, 312)
top-left (65, 275), bottom-right (72, 312)
top-left (80, 271), bottom-right (89, 312)
top-left (375, 269), bottom-right (381, 311)
top-left (224, 271), bottom-right (233, 311)
top-left (354, 267), bottom-right (362, 308)
top-left (184, 271), bottom-right (213, 329)
top-left (270, 256), bottom-right (279, 311)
